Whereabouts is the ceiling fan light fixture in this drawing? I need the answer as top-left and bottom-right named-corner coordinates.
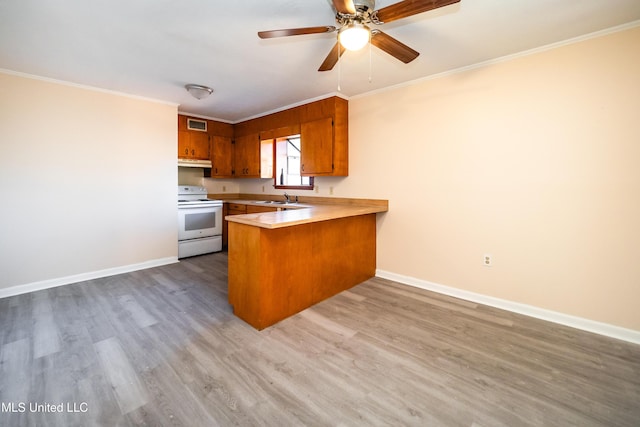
top-left (339, 23), bottom-right (370, 51)
top-left (185, 84), bottom-right (213, 100)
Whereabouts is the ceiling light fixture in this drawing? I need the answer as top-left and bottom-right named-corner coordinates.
top-left (338, 22), bottom-right (370, 51)
top-left (185, 84), bottom-right (213, 100)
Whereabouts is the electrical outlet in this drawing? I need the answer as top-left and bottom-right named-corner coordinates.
top-left (315, 185), bottom-right (319, 194)
top-left (262, 185), bottom-right (265, 192)
top-left (329, 186), bottom-right (334, 195)
top-left (483, 254), bottom-right (492, 267)
top-left (222, 186), bottom-right (226, 192)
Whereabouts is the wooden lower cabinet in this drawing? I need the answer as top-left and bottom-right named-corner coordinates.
top-left (223, 203), bottom-right (246, 249)
top-left (246, 205), bottom-right (278, 214)
top-left (226, 203), bottom-right (247, 215)
top-left (228, 214), bottom-right (376, 330)
top-left (223, 203), bottom-right (279, 248)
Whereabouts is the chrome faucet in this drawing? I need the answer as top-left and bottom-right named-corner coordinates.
top-left (284, 192), bottom-right (290, 203)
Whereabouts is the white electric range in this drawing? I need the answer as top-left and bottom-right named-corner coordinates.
top-left (177, 185), bottom-right (223, 258)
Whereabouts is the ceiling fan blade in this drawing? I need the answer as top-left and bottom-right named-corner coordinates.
top-left (332, 0), bottom-right (357, 15)
top-left (376, 0), bottom-right (461, 23)
top-left (371, 30), bottom-right (419, 64)
top-left (318, 41), bottom-right (346, 71)
top-left (258, 26), bottom-right (336, 39)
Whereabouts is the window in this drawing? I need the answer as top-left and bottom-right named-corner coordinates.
top-left (273, 135), bottom-right (314, 190)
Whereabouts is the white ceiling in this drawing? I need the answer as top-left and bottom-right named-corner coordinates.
top-left (1, 0), bottom-right (639, 123)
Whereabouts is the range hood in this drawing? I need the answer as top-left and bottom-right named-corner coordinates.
top-left (178, 159), bottom-right (212, 168)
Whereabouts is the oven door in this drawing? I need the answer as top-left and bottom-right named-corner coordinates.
top-left (178, 205), bottom-right (222, 241)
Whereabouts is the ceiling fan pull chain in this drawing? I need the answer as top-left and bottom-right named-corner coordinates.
top-left (338, 43), bottom-right (342, 91)
top-left (369, 31), bottom-right (373, 83)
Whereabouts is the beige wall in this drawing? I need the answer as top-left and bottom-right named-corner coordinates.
top-left (238, 26), bottom-right (640, 332)
top-left (345, 26), bottom-right (640, 331)
top-left (0, 72), bottom-right (178, 291)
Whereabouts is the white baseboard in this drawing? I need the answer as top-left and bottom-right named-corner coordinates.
top-left (375, 269), bottom-right (640, 346)
top-left (0, 257), bottom-right (179, 299)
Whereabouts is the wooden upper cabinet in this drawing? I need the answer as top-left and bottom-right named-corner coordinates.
top-left (330, 97), bottom-right (348, 176)
top-left (178, 129), bottom-right (210, 160)
top-left (178, 96), bottom-right (347, 178)
top-left (211, 135), bottom-right (233, 177)
top-left (299, 96), bottom-right (348, 177)
top-left (234, 96), bottom-right (348, 178)
top-left (177, 115), bottom-right (210, 160)
top-left (178, 129), bottom-right (190, 158)
top-left (301, 117), bottom-right (334, 176)
top-left (234, 133), bottom-right (261, 177)
top-left (188, 131), bottom-right (210, 160)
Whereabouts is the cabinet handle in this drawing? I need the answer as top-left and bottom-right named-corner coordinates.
top-left (191, 149), bottom-right (195, 155)
top-left (301, 164), bottom-right (305, 172)
top-left (184, 148), bottom-right (188, 155)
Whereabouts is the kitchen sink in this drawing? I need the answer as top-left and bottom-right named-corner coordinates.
top-left (255, 200), bottom-right (288, 204)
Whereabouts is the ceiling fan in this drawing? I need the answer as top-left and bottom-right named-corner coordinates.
top-left (258, 0), bottom-right (461, 72)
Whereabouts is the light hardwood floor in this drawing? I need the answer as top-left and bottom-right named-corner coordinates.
top-left (1, 252), bottom-right (638, 426)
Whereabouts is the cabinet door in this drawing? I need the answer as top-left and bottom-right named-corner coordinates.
top-left (178, 129), bottom-right (209, 159)
top-left (189, 131), bottom-right (210, 160)
top-left (300, 117), bottom-right (333, 176)
top-left (178, 129), bottom-right (191, 159)
top-left (211, 135), bottom-right (233, 177)
top-left (246, 205), bottom-right (278, 214)
top-left (234, 134), bottom-right (260, 177)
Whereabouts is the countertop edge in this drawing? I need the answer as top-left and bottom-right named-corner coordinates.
top-left (225, 202), bottom-right (388, 229)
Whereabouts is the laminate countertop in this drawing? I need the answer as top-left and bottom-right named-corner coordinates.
top-left (224, 199), bottom-right (388, 229)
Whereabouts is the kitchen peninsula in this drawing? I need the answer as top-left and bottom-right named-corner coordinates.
top-left (226, 198), bottom-right (388, 330)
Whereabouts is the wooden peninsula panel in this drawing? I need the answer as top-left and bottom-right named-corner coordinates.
top-left (228, 214), bottom-right (376, 330)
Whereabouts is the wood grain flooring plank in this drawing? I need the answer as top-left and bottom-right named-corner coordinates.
top-left (74, 373), bottom-right (130, 427)
top-left (146, 273), bottom-right (197, 314)
top-left (134, 360), bottom-right (221, 427)
top-left (117, 294), bottom-right (157, 329)
top-left (298, 309), bottom-right (358, 338)
top-left (124, 400), bottom-right (169, 427)
top-left (371, 276), bottom-right (480, 309)
top-left (339, 289), bottom-right (367, 302)
top-left (31, 291), bottom-right (61, 359)
top-left (109, 321), bottom-right (165, 376)
top-left (0, 293), bottom-right (32, 347)
top-left (184, 337), bottom-right (261, 410)
top-left (93, 336), bottom-right (149, 415)
top-left (74, 280), bottom-right (118, 344)
top-left (0, 338), bottom-right (31, 403)
top-left (222, 349), bottom-right (338, 426)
